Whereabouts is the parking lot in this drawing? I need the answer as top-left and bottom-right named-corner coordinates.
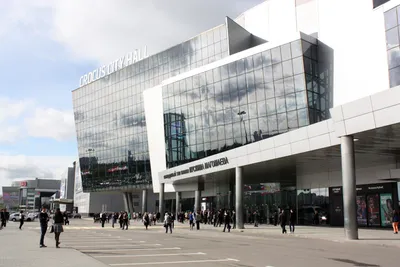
top-left (22, 219), bottom-right (400, 267)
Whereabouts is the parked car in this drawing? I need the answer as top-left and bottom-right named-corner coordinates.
top-left (73, 213), bottom-right (81, 219)
top-left (9, 213), bottom-right (36, 222)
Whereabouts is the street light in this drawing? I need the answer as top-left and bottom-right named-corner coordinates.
top-left (86, 148), bottom-right (95, 170)
top-left (237, 111), bottom-right (248, 144)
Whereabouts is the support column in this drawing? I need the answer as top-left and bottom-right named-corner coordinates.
top-left (159, 183), bottom-right (165, 222)
top-left (142, 189), bottom-right (148, 214)
top-left (175, 192), bottom-right (181, 218)
top-left (341, 135), bottom-right (358, 240)
top-left (123, 192), bottom-right (129, 212)
top-left (194, 190), bottom-right (201, 212)
top-left (127, 193), bottom-right (134, 214)
top-left (235, 166), bottom-right (244, 229)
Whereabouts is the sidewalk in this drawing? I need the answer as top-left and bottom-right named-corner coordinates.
top-left (192, 223), bottom-right (400, 248)
top-left (0, 223), bottom-right (108, 267)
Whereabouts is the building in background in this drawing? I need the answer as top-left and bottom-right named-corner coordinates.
top-left (2, 179), bottom-right (61, 211)
top-left (73, 0), bottom-right (400, 230)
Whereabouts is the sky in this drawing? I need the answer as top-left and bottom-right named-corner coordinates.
top-left (0, 0), bottom-right (264, 192)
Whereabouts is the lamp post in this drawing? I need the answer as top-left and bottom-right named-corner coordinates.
top-left (237, 111), bottom-right (248, 144)
top-left (86, 148), bottom-right (94, 170)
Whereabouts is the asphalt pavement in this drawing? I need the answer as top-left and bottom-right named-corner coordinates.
top-left (5, 219), bottom-right (400, 267)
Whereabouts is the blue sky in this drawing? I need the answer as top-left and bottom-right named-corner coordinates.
top-left (0, 0), bottom-right (264, 190)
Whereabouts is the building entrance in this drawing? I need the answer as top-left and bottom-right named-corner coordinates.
top-left (243, 183), bottom-right (296, 224)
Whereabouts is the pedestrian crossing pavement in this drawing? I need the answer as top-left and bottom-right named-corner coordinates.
top-left (38, 228), bottom-right (240, 267)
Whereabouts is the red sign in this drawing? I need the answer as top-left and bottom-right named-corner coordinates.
top-left (20, 181), bottom-right (27, 187)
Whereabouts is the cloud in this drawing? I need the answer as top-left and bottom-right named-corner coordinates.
top-left (24, 107), bottom-right (75, 141)
top-left (46, 0), bottom-right (264, 64)
top-left (0, 97), bottom-right (75, 143)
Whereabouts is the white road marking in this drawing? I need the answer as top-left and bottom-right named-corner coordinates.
top-left (94, 252), bottom-right (206, 258)
top-left (109, 258), bottom-right (240, 266)
top-left (71, 244), bottom-right (161, 248)
top-left (82, 247), bottom-right (181, 252)
top-left (62, 241), bottom-right (137, 245)
top-left (61, 238), bottom-right (135, 242)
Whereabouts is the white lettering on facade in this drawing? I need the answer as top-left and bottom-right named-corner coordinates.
top-left (100, 65), bottom-right (106, 78)
top-left (79, 46), bottom-right (148, 87)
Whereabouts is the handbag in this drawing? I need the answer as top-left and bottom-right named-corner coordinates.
top-left (50, 225), bottom-right (54, 233)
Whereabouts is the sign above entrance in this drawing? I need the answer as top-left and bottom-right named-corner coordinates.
top-left (164, 157), bottom-right (230, 179)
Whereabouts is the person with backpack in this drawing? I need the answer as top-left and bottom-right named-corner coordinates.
top-left (189, 212), bottom-right (194, 230)
top-left (164, 212), bottom-right (172, 234)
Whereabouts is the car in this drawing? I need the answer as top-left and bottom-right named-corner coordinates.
top-left (9, 213), bottom-right (36, 222)
top-left (73, 213), bottom-right (81, 219)
top-left (25, 213), bottom-right (36, 221)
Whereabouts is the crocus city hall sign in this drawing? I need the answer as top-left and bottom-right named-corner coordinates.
top-left (79, 46), bottom-right (148, 87)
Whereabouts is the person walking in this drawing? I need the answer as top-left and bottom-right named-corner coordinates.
top-left (101, 212), bottom-right (107, 228)
top-left (195, 211), bottom-right (201, 230)
top-left (164, 212), bottom-right (172, 234)
top-left (122, 212), bottom-right (129, 230)
top-left (223, 211), bottom-right (231, 232)
top-left (392, 209), bottom-right (399, 234)
top-left (279, 209), bottom-right (287, 234)
top-left (19, 210), bottom-right (25, 230)
top-left (289, 209), bottom-right (296, 233)
top-left (143, 213), bottom-right (150, 230)
top-left (39, 207), bottom-right (49, 248)
top-left (112, 212), bottom-right (118, 228)
top-left (189, 212), bottom-right (194, 230)
top-left (53, 208), bottom-right (64, 248)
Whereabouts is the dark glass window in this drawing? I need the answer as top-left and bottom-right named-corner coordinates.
top-left (161, 38), bottom-right (330, 169)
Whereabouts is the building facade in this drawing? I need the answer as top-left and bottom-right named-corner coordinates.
top-left (73, 0), bottom-right (400, 231)
top-left (2, 179), bottom-right (61, 211)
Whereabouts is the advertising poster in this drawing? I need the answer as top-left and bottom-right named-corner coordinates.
top-left (397, 182), bottom-right (400, 206)
top-left (380, 193), bottom-right (394, 227)
top-left (356, 196), bottom-right (367, 226)
top-left (367, 194), bottom-right (380, 226)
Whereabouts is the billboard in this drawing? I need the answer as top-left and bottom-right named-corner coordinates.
top-left (2, 187), bottom-right (20, 210)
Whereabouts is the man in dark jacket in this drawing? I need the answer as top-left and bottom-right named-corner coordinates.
top-left (279, 210), bottom-right (287, 234)
top-left (39, 207), bottom-right (49, 248)
top-left (1, 209), bottom-right (9, 229)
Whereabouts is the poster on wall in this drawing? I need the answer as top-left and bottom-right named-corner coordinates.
top-left (380, 193), bottom-right (394, 227)
top-left (356, 196), bottom-right (367, 226)
top-left (397, 182), bottom-right (400, 206)
top-left (367, 194), bottom-right (380, 227)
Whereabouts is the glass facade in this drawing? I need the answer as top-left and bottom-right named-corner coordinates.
top-left (163, 38), bottom-right (331, 168)
top-left (385, 5), bottom-right (400, 87)
top-left (73, 25), bottom-right (229, 192)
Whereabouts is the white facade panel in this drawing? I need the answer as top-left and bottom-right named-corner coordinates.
top-left (238, 0), bottom-right (392, 106)
top-left (143, 85), bottom-right (174, 194)
top-left (317, 0), bottom-right (390, 106)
